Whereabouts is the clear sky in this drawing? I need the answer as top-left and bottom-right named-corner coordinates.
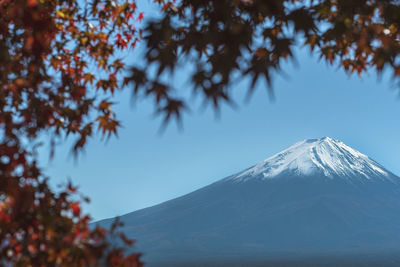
top-left (39, 2), bottom-right (400, 221)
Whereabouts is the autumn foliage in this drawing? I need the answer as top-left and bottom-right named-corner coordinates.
top-left (1, 0), bottom-right (400, 266)
top-left (0, 0), bottom-right (145, 265)
top-left (127, 0), bottom-right (400, 120)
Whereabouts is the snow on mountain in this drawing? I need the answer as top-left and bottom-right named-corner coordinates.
top-left (97, 137), bottom-right (400, 266)
top-left (233, 137), bottom-right (391, 181)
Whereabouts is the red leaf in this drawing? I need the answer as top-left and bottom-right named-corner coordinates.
top-left (27, 0), bottom-right (37, 7)
top-left (137, 12), bottom-right (144, 22)
top-left (126, 12), bottom-right (133, 20)
top-left (71, 202), bottom-right (81, 217)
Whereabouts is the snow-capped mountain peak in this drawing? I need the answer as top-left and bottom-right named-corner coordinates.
top-left (233, 137), bottom-right (390, 181)
top-left (99, 137), bottom-right (400, 263)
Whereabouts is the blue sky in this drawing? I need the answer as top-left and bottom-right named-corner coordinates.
top-left (40, 2), bottom-right (400, 221)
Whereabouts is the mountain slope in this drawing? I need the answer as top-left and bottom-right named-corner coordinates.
top-left (97, 137), bottom-right (400, 265)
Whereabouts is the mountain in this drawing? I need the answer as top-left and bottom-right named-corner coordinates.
top-left (97, 137), bottom-right (400, 266)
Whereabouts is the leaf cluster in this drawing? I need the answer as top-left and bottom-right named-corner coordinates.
top-left (127, 0), bottom-right (400, 123)
top-left (0, 0), bottom-right (144, 265)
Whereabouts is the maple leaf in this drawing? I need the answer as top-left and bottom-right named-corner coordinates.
top-left (137, 12), bottom-right (144, 22)
top-left (71, 202), bottom-right (81, 217)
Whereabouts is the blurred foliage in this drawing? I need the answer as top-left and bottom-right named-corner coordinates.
top-left (0, 0), bottom-right (144, 265)
top-left (127, 0), bottom-right (400, 122)
top-left (1, 0), bottom-right (400, 265)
